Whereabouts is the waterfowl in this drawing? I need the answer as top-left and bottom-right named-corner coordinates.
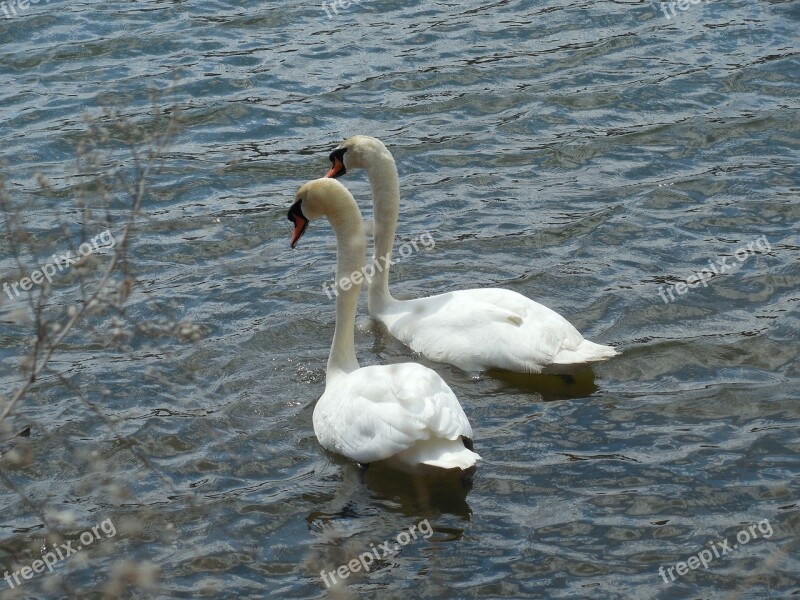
top-left (324, 135), bottom-right (618, 374)
top-left (288, 178), bottom-right (480, 472)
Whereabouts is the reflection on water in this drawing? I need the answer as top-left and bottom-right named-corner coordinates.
top-left (483, 368), bottom-right (600, 400)
top-left (308, 464), bottom-right (474, 526)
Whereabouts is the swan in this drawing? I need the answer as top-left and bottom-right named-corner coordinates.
top-left (324, 135), bottom-right (618, 374)
top-left (288, 178), bottom-right (480, 473)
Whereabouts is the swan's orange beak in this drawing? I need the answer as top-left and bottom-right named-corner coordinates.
top-left (290, 215), bottom-right (308, 248)
top-left (288, 199), bottom-right (309, 248)
top-left (326, 155), bottom-right (345, 179)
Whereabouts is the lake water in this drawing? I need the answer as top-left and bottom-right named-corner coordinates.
top-left (1, 0), bottom-right (799, 598)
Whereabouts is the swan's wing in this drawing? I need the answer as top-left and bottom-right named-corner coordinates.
top-left (460, 289), bottom-right (605, 364)
top-left (453, 288), bottom-right (580, 333)
top-left (313, 363), bottom-right (471, 464)
top-left (381, 289), bottom-right (587, 372)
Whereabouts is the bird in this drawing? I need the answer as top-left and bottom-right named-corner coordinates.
top-left (324, 135), bottom-right (619, 374)
top-left (288, 177), bottom-right (480, 473)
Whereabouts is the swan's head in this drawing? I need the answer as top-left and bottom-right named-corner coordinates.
top-left (287, 178), bottom-right (357, 248)
top-left (325, 135), bottom-right (389, 178)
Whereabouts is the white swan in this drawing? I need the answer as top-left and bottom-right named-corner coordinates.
top-left (288, 178), bottom-right (480, 473)
top-left (325, 135), bottom-right (618, 374)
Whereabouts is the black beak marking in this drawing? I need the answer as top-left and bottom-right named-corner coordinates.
top-left (288, 199), bottom-right (309, 248)
top-left (327, 147), bottom-right (347, 178)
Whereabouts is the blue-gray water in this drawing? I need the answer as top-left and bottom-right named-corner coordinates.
top-left (1, 0), bottom-right (799, 598)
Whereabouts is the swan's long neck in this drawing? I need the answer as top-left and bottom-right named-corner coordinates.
top-left (365, 152), bottom-right (400, 314)
top-left (327, 205), bottom-right (366, 381)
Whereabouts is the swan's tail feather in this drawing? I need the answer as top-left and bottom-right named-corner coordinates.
top-left (551, 339), bottom-right (618, 367)
top-left (390, 438), bottom-right (481, 471)
top-left (422, 449), bottom-right (481, 470)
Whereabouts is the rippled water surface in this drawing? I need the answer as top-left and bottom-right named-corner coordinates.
top-left (1, 0), bottom-right (799, 598)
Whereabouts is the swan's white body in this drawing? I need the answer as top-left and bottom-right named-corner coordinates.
top-left (313, 362), bottom-right (477, 470)
top-left (292, 178), bottom-right (480, 472)
top-left (327, 136), bottom-right (618, 374)
top-left (377, 287), bottom-right (615, 373)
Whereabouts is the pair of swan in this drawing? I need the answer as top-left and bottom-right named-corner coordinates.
top-left (288, 136), bottom-right (617, 474)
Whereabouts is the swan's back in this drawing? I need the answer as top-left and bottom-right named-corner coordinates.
top-left (313, 362), bottom-right (479, 471)
top-left (379, 288), bottom-right (616, 373)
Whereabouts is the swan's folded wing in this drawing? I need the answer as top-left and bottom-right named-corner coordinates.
top-left (453, 288), bottom-right (581, 336)
top-left (390, 291), bottom-right (526, 330)
top-left (384, 288), bottom-right (587, 371)
top-left (387, 363), bottom-right (473, 440)
top-left (318, 363), bottom-right (472, 464)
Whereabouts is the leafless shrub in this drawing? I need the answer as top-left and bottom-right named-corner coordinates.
top-left (0, 86), bottom-right (185, 598)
